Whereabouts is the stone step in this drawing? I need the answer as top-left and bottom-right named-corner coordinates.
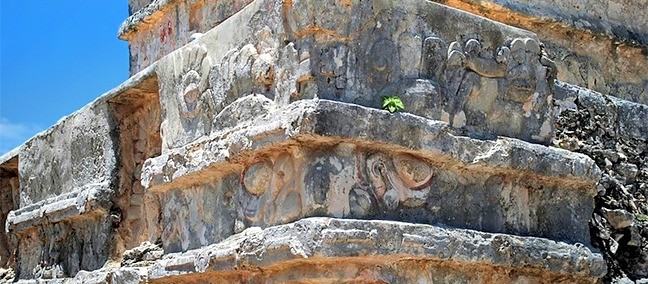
top-left (69, 218), bottom-right (606, 283)
top-left (5, 182), bottom-right (111, 233)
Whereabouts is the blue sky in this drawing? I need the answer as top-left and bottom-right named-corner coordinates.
top-left (1, 1), bottom-right (130, 154)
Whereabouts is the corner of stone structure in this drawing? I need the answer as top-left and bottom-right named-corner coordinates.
top-left (5, 0), bottom-right (648, 282)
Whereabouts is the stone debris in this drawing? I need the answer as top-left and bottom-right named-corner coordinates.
top-left (121, 241), bottom-right (163, 267)
top-left (602, 208), bottom-right (635, 230)
top-left (555, 82), bottom-right (648, 282)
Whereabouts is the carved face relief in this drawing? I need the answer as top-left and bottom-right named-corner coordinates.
top-left (181, 69), bottom-right (201, 115)
top-left (369, 38), bottom-right (399, 85)
top-left (176, 45), bottom-right (212, 119)
top-left (506, 38), bottom-right (540, 101)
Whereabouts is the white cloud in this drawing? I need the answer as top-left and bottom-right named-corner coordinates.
top-left (0, 118), bottom-right (42, 155)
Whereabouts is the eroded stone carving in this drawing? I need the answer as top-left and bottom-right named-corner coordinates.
top-left (238, 150), bottom-right (436, 228)
top-left (161, 44), bottom-right (216, 148)
top-left (159, 23), bottom-right (324, 150)
top-left (411, 36), bottom-right (556, 142)
top-left (351, 153), bottom-right (435, 215)
top-left (239, 153), bottom-right (307, 227)
top-left (176, 45), bottom-right (212, 120)
top-left (208, 43), bottom-right (273, 111)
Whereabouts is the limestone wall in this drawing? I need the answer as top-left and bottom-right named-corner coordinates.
top-left (437, 0), bottom-right (648, 105)
top-left (1, 0), bottom-right (647, 283)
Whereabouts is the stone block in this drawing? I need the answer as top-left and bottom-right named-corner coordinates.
top-left (18, 102), bottom-right (117, 209)
top-left (119, 0), bottom-right (255, 74)
top-left (142, 99), bottom-right (600, 251)
top-left (154, 0), bottom-right (557, 150)
top-left (86, 218), bottom-right (605, 283)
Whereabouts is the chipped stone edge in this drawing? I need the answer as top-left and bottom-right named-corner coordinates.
top-left (5, 182), bottom-right (112, 233)
top-left (554, 80), bottom-right (648, 141)
top-left (142, 99), bottom-right (601, 193)
top-left (0, 148), bottom-right (19, 169)
top-left (0, 62), bottom-right (158, 162)
top-left (68, 217), bottom-right (606, 283)
top-left (118, 0), bottom-right (176, 40)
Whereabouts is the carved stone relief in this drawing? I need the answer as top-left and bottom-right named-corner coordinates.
top-left (239, 153), bottom-right (307, 227)
top-left (164, 44), bottom-right (215, 147)
top-left (350, 153), bottom-right (435, 215)
top-left (376, 34), bottom-right (557, 143)
top-left (177, 144), bottom-right (590, 246)
top-left (237, 149), bottom-right (436, 229)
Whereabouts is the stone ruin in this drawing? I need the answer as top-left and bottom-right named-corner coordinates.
top-left (1, 0), bottom-right (647, 283)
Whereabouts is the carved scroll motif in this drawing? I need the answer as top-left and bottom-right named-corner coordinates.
top-left (239, 153), bottom-right (306, 226)
top-left (350, 153), bottom-right (436, 215)
top-left (237, 150), bottom-right (437, 228)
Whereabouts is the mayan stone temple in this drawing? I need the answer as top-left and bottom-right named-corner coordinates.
top-left (2, 0), bottom-right (648, 283)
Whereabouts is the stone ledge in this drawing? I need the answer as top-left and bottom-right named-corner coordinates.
top-left (5, 182), bottom-right (112, 233)
top-left (118, 0), bottom-right (174, 41)
top-left (554, 81), bottom-right (648, 142)
top-left (68, 217), bottom-right (607, 283)
top-left (0, 62), bottom-right (157, 161)
top-left (0, 149), bottom-right (19, 169)
top-left (142, 98), bottom-right (600, 193)
top-left (440, 0), bottom-right (648, 47)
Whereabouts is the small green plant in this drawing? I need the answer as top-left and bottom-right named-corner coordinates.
top-left (636, 213), bottom-right (648, 222)
top-left (382, 96), bottom-right (405, 113)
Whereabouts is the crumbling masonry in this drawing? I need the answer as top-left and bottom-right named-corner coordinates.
top-left (1, 0), bottom-right (647, 283)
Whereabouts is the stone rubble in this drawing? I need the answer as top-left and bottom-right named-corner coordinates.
top-left (554, 82), bottom-right (648, 282)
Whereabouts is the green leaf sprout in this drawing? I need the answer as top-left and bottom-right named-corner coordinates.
top-left (381, 96), bottom-right (405, 113)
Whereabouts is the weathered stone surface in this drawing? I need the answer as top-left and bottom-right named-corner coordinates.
top-left (0, 157), bottom-right (18, 276)
top-left (602, 208), bottom-right (634, 230)
top-left (11, 217), bottom-right (114, 280)
top-left (554, 81), bottom-right (648, 142)
top-left (63, 218), bottom-right (605, 283)
top-left (5, 183), bottom-right (112, 233)
top-left (554, 81), bottom-right (648, 281)
top-left (0, 63), bottom-right (160, 282)
top-left (122, 241), bottom-right (163, 267)
top-left (8, 0), bottom-right (646, 282)
top-left (127, 0), bottom-right (153, 14)
top-left (119, 0), bottom-right (254, 74)
top-left (153, 0), bottom-right (557, 148)
top-left (144, 98), bottom-right (599, 191)
top-left (140, 99), bottom-right (601, 251)
top-left (437, 0), bottom-right (648, 106)
top-left (18, 104), bottom-right (117, 210)
top-left (446, 0), bottom-right (648, 46)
